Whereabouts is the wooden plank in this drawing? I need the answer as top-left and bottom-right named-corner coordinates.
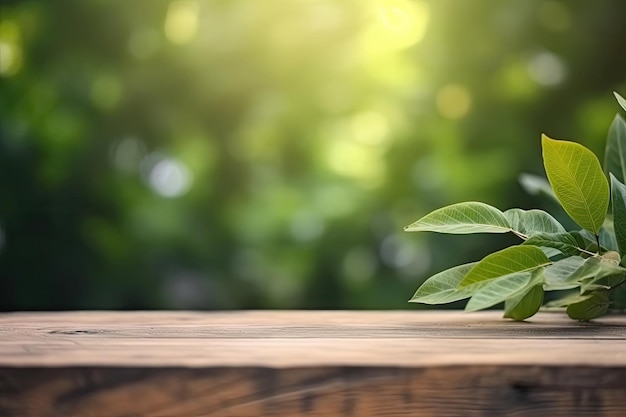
top-left (1, 311), bottom-right (625, 367)
top-left (3, 366), bottom-right (626, 417)
top-left (1, 311), bottom-right (625, 416)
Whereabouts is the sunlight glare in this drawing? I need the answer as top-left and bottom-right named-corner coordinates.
top-left (351, 111), bottom-right (390, 146)
top-left (0, 20), bottom-right (22, 77)
top-left (363, 0), bottom-right (429, 54)
top-left (164, 0), bottom-right (200, 45)
top-left (326, 140), bottom-right (386, 188)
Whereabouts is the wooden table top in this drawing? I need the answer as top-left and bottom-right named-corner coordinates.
top-left (2, 311), bottom-right (625, 417)
top-left (1, 310), bottom-right (625, 368)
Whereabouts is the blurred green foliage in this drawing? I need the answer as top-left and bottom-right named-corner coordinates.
top-left (1, 0), bottom-right (625, 310)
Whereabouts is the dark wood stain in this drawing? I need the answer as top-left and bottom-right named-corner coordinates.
top-left (55, 368), bottom-right (147, 406)
top-left (299, 391), bottom-right (315, 413)
top-left (341, 389), bottom-right (357, 416)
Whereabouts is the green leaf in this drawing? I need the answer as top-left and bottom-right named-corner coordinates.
top-left (409, 262), bottom-right (477, 304)
top-left (573, 229), bottom-right (612, 253)
top-left (539, 247), bottom-right (563, 259)
top-left (523, 232), bottom-right (580, 257)
top-left (611, 174), bottom-right (626, 256)
top-left (543, 254), bottom-right (626, 293)
top-left (543, 256), bottom-right (587, 290)
top-left (600, 217), bottom-right (619, 252)
top-left (503, 208), bottom-right (566, 236)
top-left (610, 283), bottom-right (626, 309)
top-left (570, 230), bottom-right (600, 252)
top-left (566, 290), bottom-right (610, 321)
top-left (604, 115), bottom-right (626, 184)
top-left (458, 245), bottom-right (551, 288)
top-left (465, 272), bottom-right (534, 312)
top-left (404, 202), bottom-right (510, 234)
top-left (579, 255), bottom-right (626, 291)
top-left (589, 255), bottom-right (626, 277)
top-left (615, 91), bottom-right (626, 112)
top-left (542, 134), bottom-right (610, 234)
top-left (545, 292), bottom-right (593, 308)
top-left (582, 274), bottom-right (626, 292)
top-left (504, 285), bottom-right (544, 321)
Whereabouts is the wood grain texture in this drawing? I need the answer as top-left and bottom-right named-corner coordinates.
top-left (1, 310), bottom-right (625, 416)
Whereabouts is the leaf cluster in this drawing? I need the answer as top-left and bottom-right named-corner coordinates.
top-left (405, 92), bottom-right (626, 321)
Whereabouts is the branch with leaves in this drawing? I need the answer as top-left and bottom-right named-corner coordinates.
top-left (405, 92), bottom-right (626, 321)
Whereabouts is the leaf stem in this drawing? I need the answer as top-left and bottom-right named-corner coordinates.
top-left (510, 228), bottom-right (598, 257)
top-left (578, 247), bottom-right (599, 257)
top-left (511, 230), bottom-right (528, 240)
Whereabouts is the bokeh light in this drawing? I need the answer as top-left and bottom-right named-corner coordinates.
top-left (527, 51), bottom-right (567, 87)
top-left (363, 0), bottom-right (430, 54)
top-left (0, 20), bottom-right (22, 77)
top-left (164, 0), bottom-right (200, 44)
top-left (146, 156), bottom-right (193, 198)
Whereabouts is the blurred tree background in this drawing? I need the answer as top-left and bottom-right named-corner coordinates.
top-left (0, 0), bottom-right (625, 310)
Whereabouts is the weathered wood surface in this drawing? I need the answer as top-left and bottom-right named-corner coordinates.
top-left (1, 310), bottom-right (625, 416)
